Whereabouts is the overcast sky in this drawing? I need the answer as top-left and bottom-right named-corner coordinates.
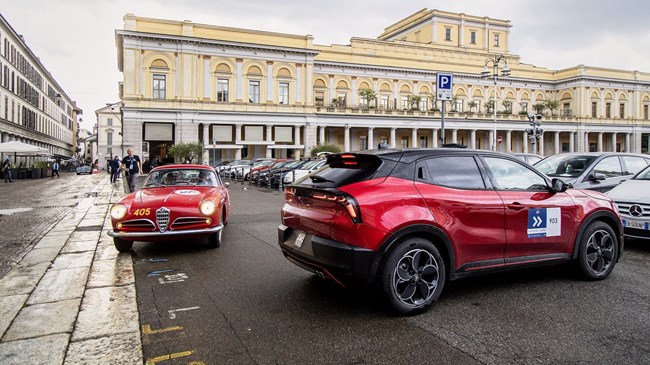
top-left (2, 0), bottom-right (648, 130)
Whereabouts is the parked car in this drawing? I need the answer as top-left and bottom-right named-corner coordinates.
top-left (278, 149), bottom-right (623, 314)
top-left (513, 153), bottom-right (543, 165)
top-left (76, 165), bottom-right (92, 175)
top-left (269, 160), bottom-right (310, 187)
top-left (256, 160), bottom-right (294, 186)
top-left (606, 164), bottom-right (650, 240)
top-left (283, 159), bottom-right (326, 184)
top-left (534, 152), bottom-right (650, 192)
top-left (236, 159), bottom-right (274, 180)
top-left (107, 164), bottom-right (230, 252)
top-left (218, 159), bottom-right (251, 177)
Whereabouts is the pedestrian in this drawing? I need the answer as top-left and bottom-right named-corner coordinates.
top-left (51, 160), bottom-right (60, 178)
top-left (2, 156), bottom-right (13, 183)
top-left (109, 155), bottom-right (121, 183)
top-left (121, 148), bottom-right (142, 193)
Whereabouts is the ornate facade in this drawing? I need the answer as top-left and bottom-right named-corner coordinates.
top-left (0, 13), bottom-right (80, 160)
top-left (115, 9), bottom-right (650, 163)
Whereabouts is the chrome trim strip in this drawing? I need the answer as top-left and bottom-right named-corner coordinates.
top-left (108, 224), bottom-right (223, 238)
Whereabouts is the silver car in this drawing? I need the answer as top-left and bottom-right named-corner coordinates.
top-left (534, 152), bottom-right (650, 192)
top-left (606, 164), bottom-right (650, 240)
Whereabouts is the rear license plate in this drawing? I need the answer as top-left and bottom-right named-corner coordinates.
top-left (295, 231), bottom-right (306, 248)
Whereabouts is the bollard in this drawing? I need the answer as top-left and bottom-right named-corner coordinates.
top-left (278, 169), bottom-right (284, 191)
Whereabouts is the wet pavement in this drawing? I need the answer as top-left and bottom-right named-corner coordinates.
top-left (0, 172), bottom-right (143, 364)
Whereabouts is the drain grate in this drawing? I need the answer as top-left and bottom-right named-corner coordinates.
top-left (75, 225), bottom-right (104, 232)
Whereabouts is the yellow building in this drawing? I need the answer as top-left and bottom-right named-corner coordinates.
top-left (115, 9), bottom-right (650, 163)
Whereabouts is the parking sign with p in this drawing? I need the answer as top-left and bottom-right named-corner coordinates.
top-left (436, 73), bottom-right (453, 101)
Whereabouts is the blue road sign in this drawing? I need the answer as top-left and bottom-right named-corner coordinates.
top-left (436, 73), bottom-right (453, 100)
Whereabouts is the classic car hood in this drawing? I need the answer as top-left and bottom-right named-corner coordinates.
top-left (133, 187), bottom-right (210, 208)
top-left (606, 180), bottom-right (650, 203)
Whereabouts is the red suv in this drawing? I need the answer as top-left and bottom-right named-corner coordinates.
top-left (278, 148), bottom-right (623, 314)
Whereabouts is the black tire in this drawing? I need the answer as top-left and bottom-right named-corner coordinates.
top-left (208, 214), bottom-right (223, 248)
top-left (113, 237), bottom-right (133, 252)
top-left (575, 221), bottom-right (618, 280)
top-left (380, 237), bottom-right (446, 315)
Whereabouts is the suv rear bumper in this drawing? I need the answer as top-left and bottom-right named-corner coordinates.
top-left (278, 224), bottom-right (375, 287)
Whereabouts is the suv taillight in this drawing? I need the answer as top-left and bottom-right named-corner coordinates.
top-left (285, 187), bottom-right (362, 223)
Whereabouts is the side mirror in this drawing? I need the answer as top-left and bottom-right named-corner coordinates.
top-left (551, 178), bottom-right (569, 193)
top-left (589, 173), bottom-right (607, 181)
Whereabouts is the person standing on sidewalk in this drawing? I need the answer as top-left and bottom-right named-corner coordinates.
top-left (121, 148), bottom-right (142, 193)
top-left (2, 156), bottom-right (13, 183)
top-left (109, 156), bottom-right (121, 183)
top-left (51, 160), bottom-right (60, 178)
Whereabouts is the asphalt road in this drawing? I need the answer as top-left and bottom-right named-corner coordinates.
top-left (127, 181), bottom-right (650, 365)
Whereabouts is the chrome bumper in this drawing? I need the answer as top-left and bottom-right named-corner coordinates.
top-left (107, 224), bottom-right (223, 238)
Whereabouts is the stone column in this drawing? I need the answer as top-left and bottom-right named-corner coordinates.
top-left (295, 64), bottom-right (303, 105)
top-left (554, 131), bottom-right (560, 155)
top-left (470, 130), bottom-right (477, 149)
top-left (432, 129), bottom-right (438, 147)
top-left (611, 132), bottom-right (617, 152)
top-left (523, 132), bottom-right (528, 153)
top-left (351, 77), bottom-right (357, 106)
top-left (235, 124), bottom-right (242, 159)
top-left (570, 132), bottom-right (575, 152)
top-left (344, 125), bottom-right (351, 151)
top-left (452, 129), bottom-right (458, 144)
top-left (390, 128), bottom-right (396, 148)
top-left (266, 126), bottom-right (273, 158)
top-left (202, 124), bottom-right (209, 163)
top-left (506, 130), bottom-right (512, 152)
top-left (319, 126), bottom-right (326, 145)
top-left (203, 56), bottom-right (211, 99)
top-left (267, 61), bottom-right (274, 104)
top-left (329, 75), bottom-right (335, 105)
top-left (368, 127), bottom-right (374, 150)
top-left (294, 126), bottom-right (302, 159)
top-left (236, 59), bottom-right (243, 102)
top-left (598, 132), bottom-right (603, 152)
top-left (411, 128), bottom-right (418, 148)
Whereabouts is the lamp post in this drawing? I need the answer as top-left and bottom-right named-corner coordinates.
top-left (481, 55), bottom-right (510, 151)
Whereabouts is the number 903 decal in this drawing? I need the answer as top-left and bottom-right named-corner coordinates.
top-left (133, 208), bottom-right (151, 216)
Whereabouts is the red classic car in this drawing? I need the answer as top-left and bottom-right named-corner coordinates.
top-left (108, 164), bottom-right (230, 252)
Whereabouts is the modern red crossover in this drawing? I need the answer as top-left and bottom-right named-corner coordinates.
top-left (278, 148), bottom-right (624, 314)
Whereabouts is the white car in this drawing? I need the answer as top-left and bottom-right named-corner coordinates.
top-left (283, 159), bottom-right (326, 184)
top-left (606, 164), bottom-right (650, 240)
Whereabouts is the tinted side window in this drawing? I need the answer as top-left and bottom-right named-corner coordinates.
top-left (621, 156), bottom-right (649, 175)
top-left (419, 156), bottom-right (485, 189)
top-left (483, 157), bottom-right (548, 190)
top-left (592, 156), bottom-right (623, 177)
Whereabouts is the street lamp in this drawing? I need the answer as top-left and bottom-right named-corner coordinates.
top-left (526, 113), bottom-right (543, 154)
top-left (481, 55), bottom-right (510, 151)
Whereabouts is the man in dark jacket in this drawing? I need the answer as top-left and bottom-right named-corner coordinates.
top-left (109, 156), bottom-right (121, 183)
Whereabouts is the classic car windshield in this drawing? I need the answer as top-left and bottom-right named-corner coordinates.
top-left (144, 168), bottom-right (218, 187)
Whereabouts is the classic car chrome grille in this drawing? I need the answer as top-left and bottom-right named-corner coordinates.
top-left (171, 217), bottom-right (208, 228)
top-left (614, 201), bottom-right (650, 218)
top-left (119, 219), bottom-right (155, 230)
top-left (156, 207), bottom-right (170, 232)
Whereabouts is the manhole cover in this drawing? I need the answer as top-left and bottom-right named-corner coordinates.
top-left (75, 225), bottom-right (104, 231)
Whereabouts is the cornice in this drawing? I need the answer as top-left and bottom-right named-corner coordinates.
top-left (117, 30), bottom-right (320, 57)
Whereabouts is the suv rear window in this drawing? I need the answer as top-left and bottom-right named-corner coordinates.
top-left (417, 156), bottom-right (485, 189)
top-left (296, 153), bottom-right (386, 188)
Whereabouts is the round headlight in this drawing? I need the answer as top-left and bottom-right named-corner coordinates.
top-left (200, 200), bottom-right (216, 215)
top-left (110, 204), bottom-right (127, 220)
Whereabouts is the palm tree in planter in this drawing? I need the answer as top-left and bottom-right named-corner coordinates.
top-left (408, 94), bottom-right (422, 110)
top-left (484, 100), bottom-right (495, 114)
top-left (358, 88), bottom-right (377, 110)
top-left (544, 99), bottom-right (560, 117)
top-left (467, 100), bottom-right (477, 113)
top-left (532, 102), bottom-right (547, 116)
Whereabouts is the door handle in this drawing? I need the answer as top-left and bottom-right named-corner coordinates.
top-left (507, 203), bottom-right (525, 211)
